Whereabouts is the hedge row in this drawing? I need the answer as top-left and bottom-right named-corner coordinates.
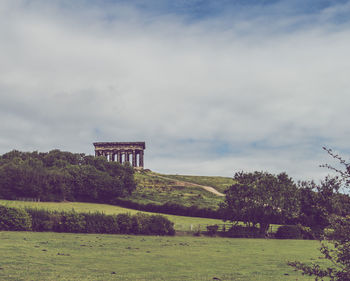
top-left (0, 205), bottom-right (32, 231)
top-left (112, 198), bottom-right (223, 219)
top-left (201, 224), bottom-right (316, 239)
top-left (0, 205), bottom-right (175, 236)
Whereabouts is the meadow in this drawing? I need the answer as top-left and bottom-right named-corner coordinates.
top-left (0, 231), bottom-right (324, 281)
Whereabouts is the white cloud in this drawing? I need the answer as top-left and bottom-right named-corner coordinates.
top-left (0, 0), bottom-right (350, 181)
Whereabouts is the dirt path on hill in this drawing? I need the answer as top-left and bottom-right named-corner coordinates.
top-left (152, 174), bottom-right (225, 197)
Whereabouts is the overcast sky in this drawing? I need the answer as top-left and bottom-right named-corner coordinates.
top-left (1, 0), bottom-right (350, 181)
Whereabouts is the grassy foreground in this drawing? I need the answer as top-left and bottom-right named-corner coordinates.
top-left (0, 231), bottom-right (324, 281)
top-left (0, 200), bottom-right (225, 231)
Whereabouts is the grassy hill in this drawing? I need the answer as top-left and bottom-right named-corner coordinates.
top-left (126, 170), bottom-right (233, 210)
top-left (163, 174), bottom-right (234, 194)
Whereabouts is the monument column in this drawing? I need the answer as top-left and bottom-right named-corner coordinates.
top-left (139, 150), bottom-right (144, 168)
top-left (118, 151), bottom-right (123, 163)
top-left (132, 150), bottom-right (137, 167)
top-left (126, 151), bottom-right (130, 163)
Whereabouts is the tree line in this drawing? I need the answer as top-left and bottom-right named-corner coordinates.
top-left (0, 149), bottom-right (136, 203)
top-left (221, 170), bottom-right (350, 235)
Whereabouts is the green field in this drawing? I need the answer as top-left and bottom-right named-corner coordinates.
top-left (0, 200), bottom-right (225, 231)
top-left (0, 231), bottom-right (324, 281)
top-left (131, 171), bottom-right (224, 209)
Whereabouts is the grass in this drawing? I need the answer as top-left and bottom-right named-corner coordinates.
top-left (0, 199), bottom-right (226, 231)
top-left (130, 171), bottom-right (224, 209)
top-left (162, 174), bottom-right (235, 193)
top-left (0, 231), bottom-right (324, 281)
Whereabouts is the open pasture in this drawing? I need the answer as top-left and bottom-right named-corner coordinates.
top-left (0, 231), bottom-right (323, 281)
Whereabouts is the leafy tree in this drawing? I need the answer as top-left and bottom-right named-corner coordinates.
top-left (221, 171), bottom-right (299, 234)
top-left (289, 148), bottom-right (350, 280)
top-left (298, 176), bottom-right (342, 236)
top-left (0, 149), bottom-right (136, 203)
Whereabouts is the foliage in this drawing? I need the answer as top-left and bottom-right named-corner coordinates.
top-left (224, 225), bottom-right (263, 238)
top-left (0, 205), bottom-right (32, 231)
top-left (21, 207), bottom-right (175, 235)
top-left (0, 149), bottom-right (136, 203)
top-left (275, 225), bottom-right (302, 239)
top-left (298, 176), bottom-right (342, 236)
top-left (221, 171), bottom-right (299, 234)
top-left (289, 148), bottom-right (350, 280)
top-left (147, 214), bottom-right (175, 235)
top-left (206, 224), bottom-right (219, 236)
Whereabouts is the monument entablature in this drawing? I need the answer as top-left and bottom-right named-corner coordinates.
top-left (93, 142), bottom-right (145, 168)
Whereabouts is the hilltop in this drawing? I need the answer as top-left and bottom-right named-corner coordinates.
top-left (125, 170), bottom-right (234, 210)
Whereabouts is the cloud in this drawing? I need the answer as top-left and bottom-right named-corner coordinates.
top-left (1, 0), bottom-right (350, 181)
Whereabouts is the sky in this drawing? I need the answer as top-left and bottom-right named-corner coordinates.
top-left (1, 0), bottom-right (350, 182)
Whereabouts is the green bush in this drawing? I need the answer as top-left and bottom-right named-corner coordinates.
top-left (116, 213), bottom-right (133, 234)
top-left (2, 205), bottom-right (175, 236)
top-left (0, 205), bottom-right (32, 231)
top-left (297, 225), bottom-right (315, 240)
top-left (275, 225), bottom-right (302, 239)
top-left (83, 212), bottom-right (119, 234)
top-left (131, 212), bottom-right (151, 234)
top-left (147, 215), bottom-right (175, 236)
top-left (25, 208), bottom-right (56, 231)
top-left (206, 224), bottom-right (219, 236)
top-left (224, 225), bottom-right (262, 238)
top-left (59, 211), bottom-right (86, 233)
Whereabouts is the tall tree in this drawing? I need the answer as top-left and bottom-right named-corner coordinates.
top-left (221, 171), bottom-right (299, 234)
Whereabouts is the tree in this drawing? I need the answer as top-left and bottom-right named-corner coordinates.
top-left (298, 176), bottom-right (342, 236)
top-left (0, 149), bottom-right (136, 203)
top-left (221, 171), bottom-right (299, 234)
top-left (289, 148), bottom-right (350, 280)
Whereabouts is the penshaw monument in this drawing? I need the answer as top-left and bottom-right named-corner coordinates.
top-left (93, 142), bottom-right (145, 168)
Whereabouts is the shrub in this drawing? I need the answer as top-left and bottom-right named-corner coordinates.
top-left (131, 212), bottom-right (151, 234)
top-left (224, 225), bottom-right (262, 238)
top-left (1, 205), bottom-right (175, 236)
top-left (116, 213), bottom-right (133, 234)
top-left (206, 224), bottom-right (219, 236)
top-left (59, 211), bottom-right (86, 233)
top-left (147, 215), bottom-right (175, 236)
top-left (25, 208), bottom-right (57, 231)
top-left (297, 225), bottom-right (315, 240)
top-left (83, 212), bottom-right (119, 234)
top-left (275, 225), bottom-right (302, 239)
top-left (0, 205), bottom-right (32, 231)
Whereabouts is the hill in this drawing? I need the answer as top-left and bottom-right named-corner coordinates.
top-left (125, 170), bottom-right (233, 210)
